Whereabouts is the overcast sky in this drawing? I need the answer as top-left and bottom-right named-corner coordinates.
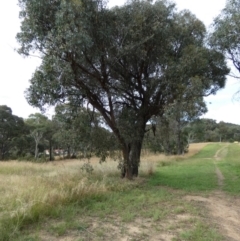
top-left (1, 0), bottom-right (240, 124)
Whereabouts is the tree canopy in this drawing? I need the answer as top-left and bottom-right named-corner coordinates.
top-left (209, 0), bottom-right (240, 75)
top-left (17, 0), bottom-right (229, 178)
top-left (0, 106), bottom-right (25, 160)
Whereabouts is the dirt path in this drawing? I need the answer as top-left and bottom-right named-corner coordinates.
top-left (186, 144), bottom-right (240, 241)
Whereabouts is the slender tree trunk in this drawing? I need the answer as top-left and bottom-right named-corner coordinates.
top-left (34, 141), bottom-right (39, 159)
top-left (67, 146), bottom-right (70, 158)
top-left (177, 129), bottom-right (181, 155)
top-left (0, 143), bottom-right (10, 160)
top-left (49, 139), bottom-right (53, 161)
top-left (176, 117), bottom-right (182, 155)
top-left (31, 131), bottom-right (42, 159)
top-left (0, 144), bottom-right (4, 160)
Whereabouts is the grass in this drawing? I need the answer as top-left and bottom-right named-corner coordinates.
top-left (178, 222), bottom-right (223, 241)
top-left (0, 143), bottom-right (237, 241)
top-left (193, 143), bottom-right (221, 159)
top-left (217, 143), bottom-right (240, 194)
top-left (148, 143), bottom-right (222, 192)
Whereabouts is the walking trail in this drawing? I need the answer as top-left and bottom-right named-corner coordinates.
top-left (185, 144), bottom-right (240, 241)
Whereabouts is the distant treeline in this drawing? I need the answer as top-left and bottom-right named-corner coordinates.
top-left (143, 118), bottom-right (240, 155)
top-left (0, 104), bottom-right (239, 161)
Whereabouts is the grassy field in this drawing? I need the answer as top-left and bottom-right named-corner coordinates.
top-left (0, 143), bottom-right (239, 241)
top-left (217, 143), bottom-right (240, 194)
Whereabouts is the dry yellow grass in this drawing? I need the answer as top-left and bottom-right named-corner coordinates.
top-left (0, 143), bottom-right (207, 216)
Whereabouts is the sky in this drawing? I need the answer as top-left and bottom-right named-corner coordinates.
top-left (1, 0), bottom-right (240, 124)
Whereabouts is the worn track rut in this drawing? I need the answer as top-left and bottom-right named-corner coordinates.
top-left (186, 145), bottom-right (240, 241)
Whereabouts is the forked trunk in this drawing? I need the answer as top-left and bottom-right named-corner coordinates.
top-left (121, 140), bottom-right (143, 179)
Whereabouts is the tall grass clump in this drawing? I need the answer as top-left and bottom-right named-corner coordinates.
top-left (0, 161), bottom-right (113, 240)
top-left (0, 157), bottom-right (157, 240)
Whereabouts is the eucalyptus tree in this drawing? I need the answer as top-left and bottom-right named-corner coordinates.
top-left (25, 113), bottom-right (50, 159)
top-left (170, 97), bottom-right (207, 154)
top-left (209, 0), bottom-right (240, 76)
top-left (17, 0), bottom-right (229, 178)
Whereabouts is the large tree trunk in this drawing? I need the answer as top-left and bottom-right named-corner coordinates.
top-left (121, 147), bottom-right (132, 179)
top-left (121, 121), bottom-right (145, 179)
top-left (130, 141), bottom-right (142, 177)
top-left (121, 140), bottom-right (143, 179)
top-left (66, 146), bottom-right (70, 158)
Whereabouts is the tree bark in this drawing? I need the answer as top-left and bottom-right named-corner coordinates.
top-left (121, 147), bottom-right (133, 179)
top-left (34, 141), bottom-right (39, 159)
top-left (0, 143), bottom-right (4, 160)
top-left (177, 128), bottom-right (182, 155)
top-left (121, 140), bottom-right (143, 179)
top-left (49, 139), bottom-right (53, 161)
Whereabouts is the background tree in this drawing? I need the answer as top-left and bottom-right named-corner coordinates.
top-left (169, 97), bottom-right (207, 154)
top-left (25, 113), bottom-right (49, 159)
top-left (43, 118), bottom-right (57, 161)
top-left (17, 0), bottom-right (229, 178)
top-left (145, 97), bottom-right (207, 155)
top-left (209, 0), bottom-right (240, 77)
top-left (7, 122), bottom-right (33, 159)
top-left (53, 104), bottom-right (93, 158)
top-left (53, 104), bottom-right (116, 160)
top-left (185, 118), bottom-right (240, 143)
top-left (0, 106), bottom-right (25, 160)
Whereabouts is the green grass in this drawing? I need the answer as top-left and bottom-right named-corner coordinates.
top-left (217, 144), bottom-right (240, 194)
top-left (178, 222), bottom-right (223, 241)
top-left (192, 143), bottom-right (221, 159)
top-left (8, 186), bottom-right (190, 241)
top-left (148, 144), bottom-right (221, 192)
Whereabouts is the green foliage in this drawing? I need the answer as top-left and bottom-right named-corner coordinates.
top-left (81, 161), bottom-right (94, 174)
top-left (0, 106), bottom-right (26, 160)
top-left (186, 119), bottom-right (240, 143)
top-left (17, 0), bottom-right (229, 177)
top-left (53, 104), bottom-right (117, 161)
top-left (145, 97), bottom-right (207, 155)
top-left (209, 0), bottom-right (240, 75)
